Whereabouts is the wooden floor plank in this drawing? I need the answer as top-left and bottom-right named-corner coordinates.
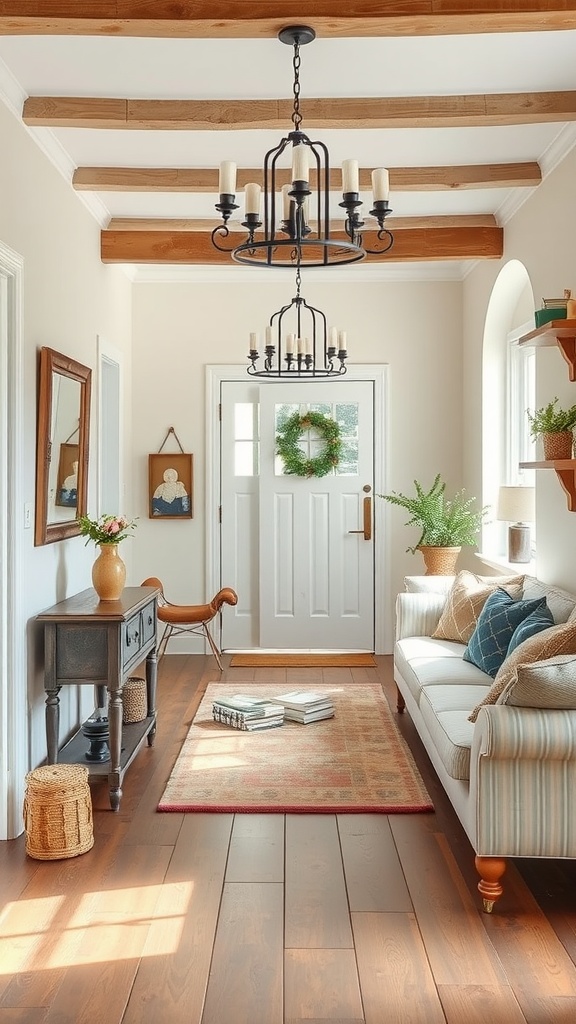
top-left (285, 815), bottom-right (353, 950)
top-left (438, 984), bottom-right (527, 1024)
top-left (284, 949), bottom-right (363, 1022)
top-left (338, 814), bottom-right (412, 913)
top-left (226, 814), bottom-right (285, 883)
top-left (389, 816), bottom-right (508, 987)
top-left (201, 882), bottom-right (284, 1024)
top-left (352, 911), bottom-right (446, 1024)
top-left (122, 813), bottom-right (233, 1024)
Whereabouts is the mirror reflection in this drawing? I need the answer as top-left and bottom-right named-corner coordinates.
top-left (35, 348), bottom-right (92, 545)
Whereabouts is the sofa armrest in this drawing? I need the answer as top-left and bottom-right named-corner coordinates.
top-left (395, 592), bottom-right (446, 640)
top-left (473, 704), bottom-right (576, 761)
top-left (470, 704), bottom-right (576, 859)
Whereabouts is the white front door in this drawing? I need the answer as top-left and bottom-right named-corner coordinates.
top-left (220, 378), bottom-right (376, 651)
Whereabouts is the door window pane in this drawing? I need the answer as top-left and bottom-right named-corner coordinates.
top-left (234, 403), bottom-right (259, 476)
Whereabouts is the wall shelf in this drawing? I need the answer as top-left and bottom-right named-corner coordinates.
top-left (520, 459), bottom-right (576, 511)
top-left (519, 320), bottom-right (576, 381)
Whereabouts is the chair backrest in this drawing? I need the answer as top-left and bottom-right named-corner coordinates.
top-left (140, 576), bottom-right (168, 606)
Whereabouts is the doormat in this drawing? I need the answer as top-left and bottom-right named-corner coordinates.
top-left (158, 682), bottom-right (434, 814)
top-left (229, 653), bottom-right (377, 668)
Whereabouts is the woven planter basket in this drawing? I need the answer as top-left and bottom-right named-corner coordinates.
top-left (418, 545), bottom-right (461, 576)
top-left (23, 763), bottom-right (94, 861)
top-left (122, 676), bottom-right (147, 724)
top-left (543, 431), bottom-right (573, 461)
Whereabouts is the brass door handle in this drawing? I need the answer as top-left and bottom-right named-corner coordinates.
top-left (348, 494), bottom-right (372, 541)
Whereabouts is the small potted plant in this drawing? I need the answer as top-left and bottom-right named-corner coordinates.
top-left (378, 474), bottom-right (488, 574)
top-left (526, 397), bottom-right (576, 460)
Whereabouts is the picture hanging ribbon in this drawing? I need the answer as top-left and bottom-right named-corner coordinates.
top-left (275, 411), bottom-right (343, 478)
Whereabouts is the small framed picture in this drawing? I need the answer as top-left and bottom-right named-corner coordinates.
top-left (148, 453), bottom-right (193, 519)
top-left (55, 442), bottom-right (80, 508)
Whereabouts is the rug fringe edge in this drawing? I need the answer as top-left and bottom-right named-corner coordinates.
top-left (157, 803), bottom-right (435, 814)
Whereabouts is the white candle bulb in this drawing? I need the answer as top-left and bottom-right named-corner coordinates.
top-left (342, 159), bottom-right (359, 194)
top-left (305, 337), bottom-right (312, 355)
top-left (265, 325), bottom-right (273, 348)
top-left (282, 183), bottom-right (293, 220)
top-left (372, 167), bottom-right (389, 202)
top-left (338, 330), bottom-right (347, 353)
top-left (285, 333), bottom-right (295, 354)
top-left (292, 144), bottom-right (309, 183)
top-left (297, 336), bottom-right (304, 354)
top-left (329, 326), bottom-right (338, 350)
top-left (249, 332), bottom-right (259, 352)
top-left (244, 183), bottom-right (261, 216)
top-left (219, 161), bottom-right (236, 195)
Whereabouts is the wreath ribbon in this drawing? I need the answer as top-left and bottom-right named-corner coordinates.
top-left (275, 411), bottom-right (343, 478)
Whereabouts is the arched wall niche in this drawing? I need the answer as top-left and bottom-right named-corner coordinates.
top-left (482, 260), bottom-right (534, 556)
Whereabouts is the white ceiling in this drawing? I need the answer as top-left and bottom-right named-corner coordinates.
top-left (1, 26), bottom-right (576, 280)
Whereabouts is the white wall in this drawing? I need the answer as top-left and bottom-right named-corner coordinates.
top-left (0, 99), bottom-right (133, 828)
top-left (463, 143), bottom-right (576, 592)
top-left (131, 274), bottom-right (463, 643)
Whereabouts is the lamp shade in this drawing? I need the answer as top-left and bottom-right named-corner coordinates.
top-left (496, 486), bottom-right (535, 523)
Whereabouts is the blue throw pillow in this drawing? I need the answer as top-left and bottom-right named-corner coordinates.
top-left (506, 601), bottom-right (554, 657)
top-left (463, 588), bottom-right (546, 678)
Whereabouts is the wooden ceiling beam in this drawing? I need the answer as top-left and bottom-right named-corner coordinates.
top-left (100, 224), bottom-right (503, 264)
top-left (2, 3), bottom-right (576, 38)
top-left (24, 93), bottom-right (576, 130)
top-left (106, 215), bottom-right (498, 233)
top-left (74, 163), bottom-right (542, 193)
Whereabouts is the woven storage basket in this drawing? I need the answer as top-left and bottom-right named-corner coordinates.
top-left (122, 676), bottom-right (147, 724)
top-left (543, 431), bottom-right (574, 461)
top-left (23, 763), bottom-right (94, 861)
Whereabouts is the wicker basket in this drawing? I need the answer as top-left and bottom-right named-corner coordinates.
top-left (122, 676), bottom-right (147, 724)
top-left (543, 431), bottom-right (573, 461)
top-left (417, 545), bottom-right (461, 576)
top-left (23, 763), bottom-right (94, 861)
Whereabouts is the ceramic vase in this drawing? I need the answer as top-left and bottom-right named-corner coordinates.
top-left (92, 544), bottom-right (126, 601)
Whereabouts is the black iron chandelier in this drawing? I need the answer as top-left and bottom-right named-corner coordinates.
top-left (247, 268), bottom-right (347, 377)
top-left (211, 25), bottom-right (394, 268)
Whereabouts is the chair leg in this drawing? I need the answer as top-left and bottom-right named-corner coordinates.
top-left (157, 623), bottom-right (173, 661)
top-left (202, 623), bottom-right (224, 672)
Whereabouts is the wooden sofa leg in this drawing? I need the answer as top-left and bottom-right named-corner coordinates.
top-left (396, 685), bottom-right (405, 713)
top-left (475, 856), bottom-right (506, 913)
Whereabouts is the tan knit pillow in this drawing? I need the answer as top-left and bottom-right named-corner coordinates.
top-left (431, 570), bottom-right (525, 644)
top-left (468, 619), bottom-right (576, 722)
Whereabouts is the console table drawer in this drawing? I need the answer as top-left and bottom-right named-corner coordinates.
top-left (140, 600), bottom-right (156, 646)
top-left (122, 612), bottom-right (142, 665)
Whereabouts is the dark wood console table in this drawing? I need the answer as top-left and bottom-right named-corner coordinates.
top-left (36, 586), bottom-right (159, 811)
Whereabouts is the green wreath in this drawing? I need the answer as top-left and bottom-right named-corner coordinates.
top-left (275, 411), bottom-right (343, 478)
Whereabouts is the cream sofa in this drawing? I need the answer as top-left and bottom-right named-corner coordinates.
top-left (394, 572), bottom-right (576, 912)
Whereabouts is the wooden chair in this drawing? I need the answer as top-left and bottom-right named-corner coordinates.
top-left (141, 577), bottom-right (238, 671)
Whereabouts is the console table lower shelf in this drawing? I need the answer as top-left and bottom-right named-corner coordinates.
top-left (57, 714), bottom-right (156, 810)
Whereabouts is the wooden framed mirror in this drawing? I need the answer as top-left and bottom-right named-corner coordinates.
top-left (35, 347), bottom-right (92, 545)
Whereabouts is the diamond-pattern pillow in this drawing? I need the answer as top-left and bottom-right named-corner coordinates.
top-left (463, 589), bottom-right (546, 678)
top-left (431, 570), bottom-right (525, 644)
top-left (468, 619), bottom-right (576, 722)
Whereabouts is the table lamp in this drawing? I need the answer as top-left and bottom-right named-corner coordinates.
top-left (496, 485), bottom-right (535, 563)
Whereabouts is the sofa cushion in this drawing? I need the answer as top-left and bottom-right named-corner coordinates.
top-left (395, 636), bottom-right (490, 705)
top-left (463, 590), bottom-right (546, 678)
top-left (404, 575), bottom-right (455, 595)
top-left (468, 619), bottom-right (576, 722)
top-left (419, 687), bottom-right (478, 780)
top-left (431, 570), bottom-right (525, 644)
top-left (497, 655), bottom-right (576, 709)
top-left (522, 577), bottom-right (576, 624)
top-left (506, 601), bottom-right (554, 656)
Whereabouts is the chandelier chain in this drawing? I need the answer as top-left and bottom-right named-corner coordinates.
top-left (292, 40), bottom-right (302, 130)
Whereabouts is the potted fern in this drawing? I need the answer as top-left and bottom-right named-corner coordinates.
top-left (378, 474), bottom-right (488, 574)
top-left (526, 397), bottom-right (576, 460)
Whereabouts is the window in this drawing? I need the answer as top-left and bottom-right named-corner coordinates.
top-left (506, 325), bottom-right (535, 486)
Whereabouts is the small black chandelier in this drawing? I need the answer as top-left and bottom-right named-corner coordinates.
top-left (211, 25), bottom-right (394, 268)
top-left (247, 268), bottom-right (347, 377)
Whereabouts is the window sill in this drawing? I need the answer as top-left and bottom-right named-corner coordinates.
top-left (475, 551), bottom-right (536, 575)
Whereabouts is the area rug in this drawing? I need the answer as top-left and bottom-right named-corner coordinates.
top-left (228, 653), bottom-right (377, 668)
top-left (158, 682), bottom-right (433, 814)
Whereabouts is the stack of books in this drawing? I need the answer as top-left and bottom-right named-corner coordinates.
top-left (270, 690), bottom-right (335, 724)
top-left (212, 694), bottom-right (285, 731)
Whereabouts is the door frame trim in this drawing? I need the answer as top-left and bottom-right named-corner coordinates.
top-left (206, 364), bottom-right (391, 654)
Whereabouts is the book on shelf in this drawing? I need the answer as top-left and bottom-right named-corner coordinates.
top-left (269, 690), bottom-right (334, 713)
top-left (283, 707), bottom-right (335, 724)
